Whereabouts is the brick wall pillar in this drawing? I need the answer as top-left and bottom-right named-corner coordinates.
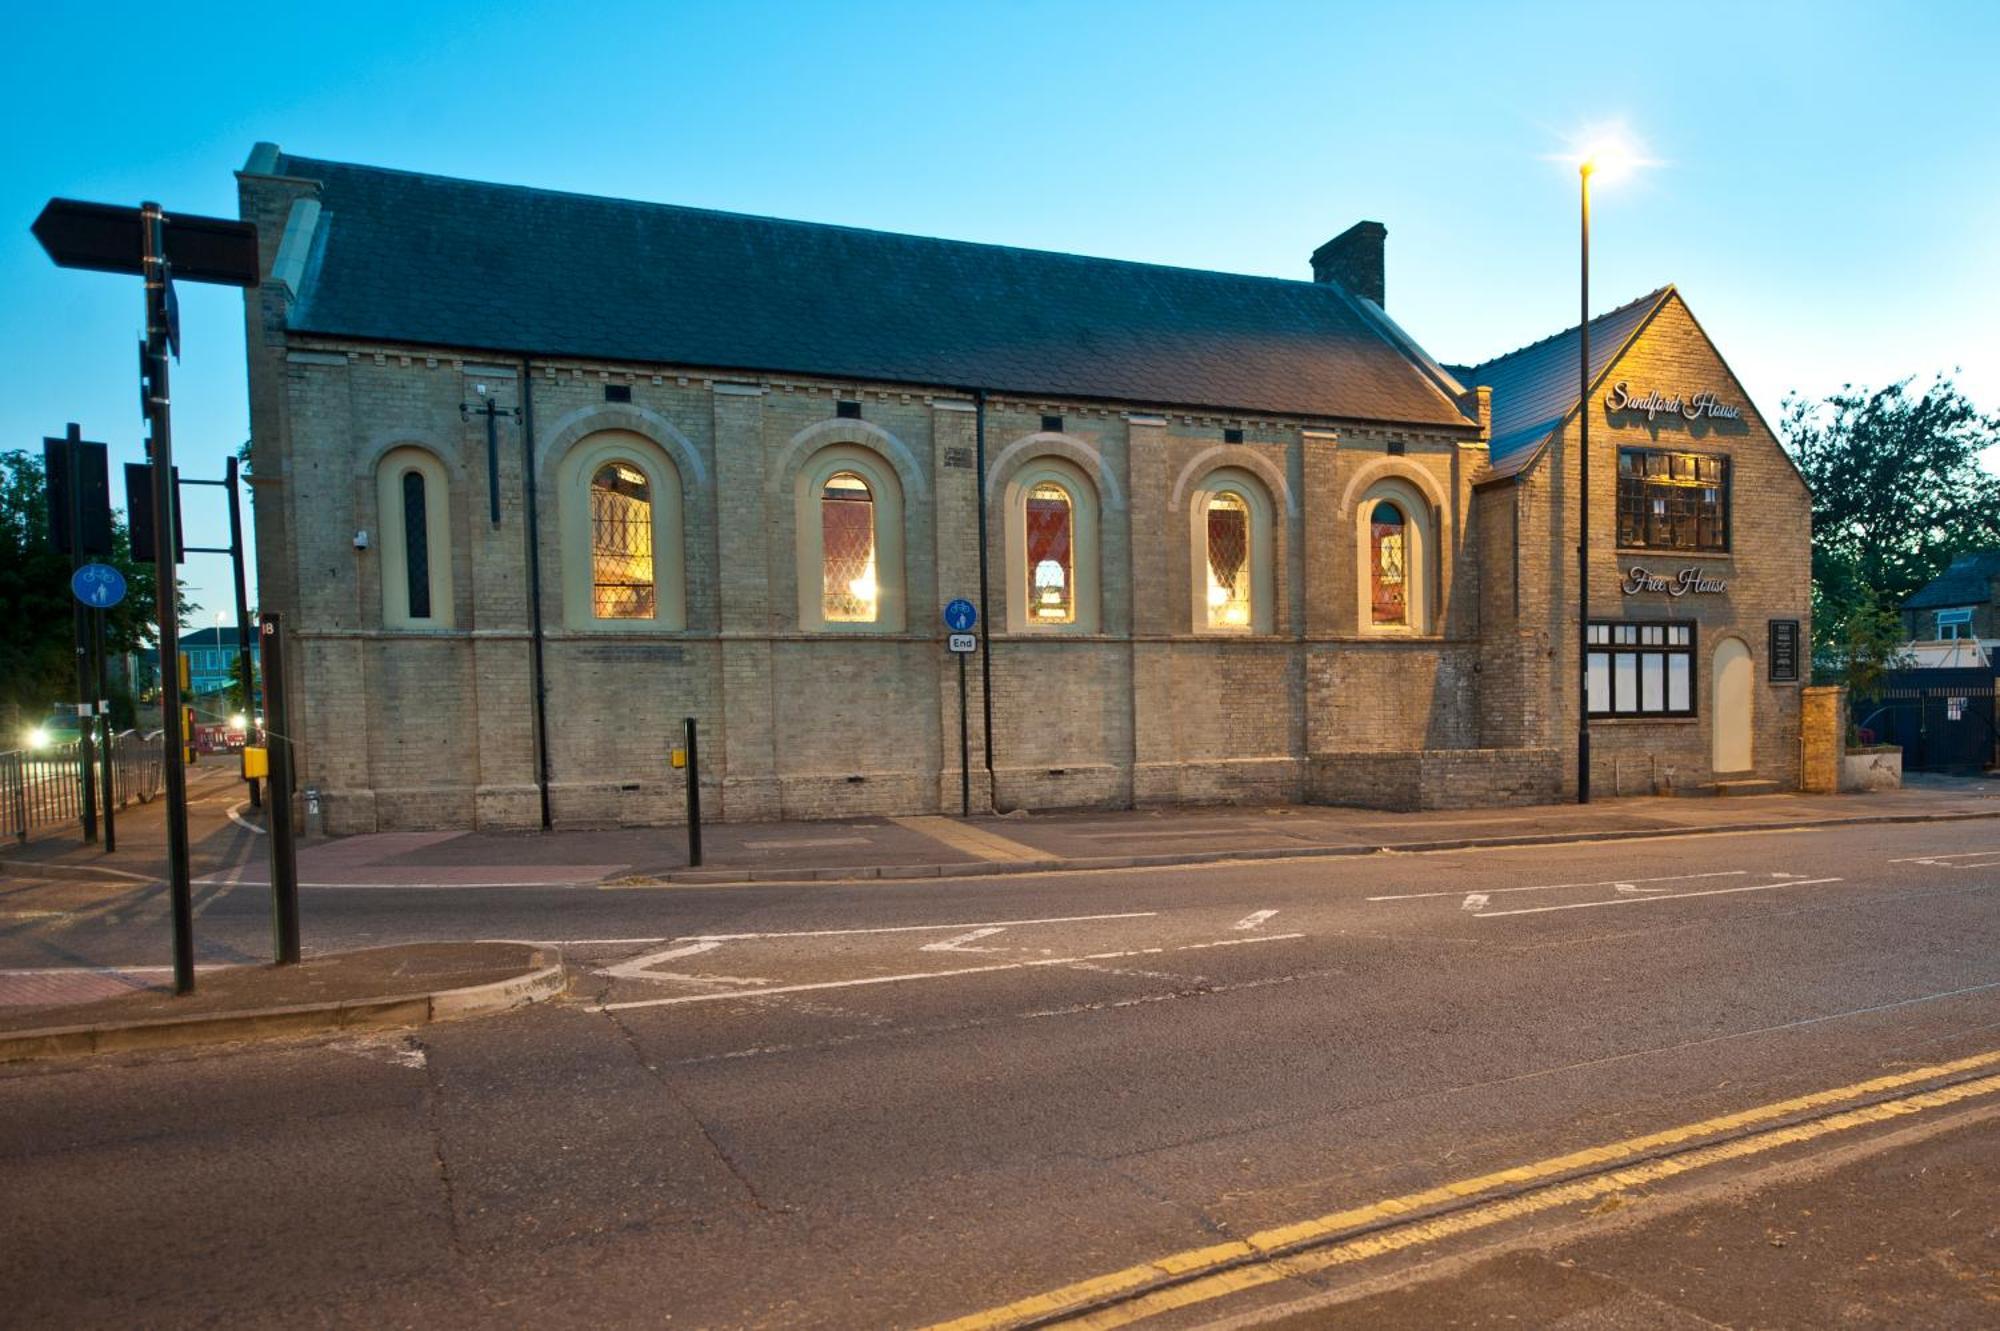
top-left (1799, 684), bottom-right (1846, 793)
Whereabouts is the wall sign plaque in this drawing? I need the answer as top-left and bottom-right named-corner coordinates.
top-left (1623, 565), bottom-right (1728, 597)
top-left (1605, 381), bottom-right (1742, 422)
top-left (1769, 619), bottom-right (1801, 682)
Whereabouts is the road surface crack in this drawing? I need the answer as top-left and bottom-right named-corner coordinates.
top-left (600, 1007), bottom-right (782, 1214)
top-left (415, 1035), bottom-right (472, 1266)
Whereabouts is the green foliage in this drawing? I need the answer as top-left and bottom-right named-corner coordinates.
top-left (0, 449), bottom-right (188, 719)
top-left (1782, 374), bottom-right (2000, 681)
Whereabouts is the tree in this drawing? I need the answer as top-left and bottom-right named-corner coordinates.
top-left (0, 449), bottom-right (188, 725)
top-left (1781, 374), bottom-right (2000, 678)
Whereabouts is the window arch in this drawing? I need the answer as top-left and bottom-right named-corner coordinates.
top-left (1005, 457), bottom-right (1099, 632)
top-left (795, 444), bottom-right (905, 631)
top-left (1352, 476), bottom-right (1435, 634)
top-left (557, 430), bottom-right (685, 630)
top-left (377, 446), bottom-right (453, 629)
top-left (1188, 469), bottom-right (1275, 634)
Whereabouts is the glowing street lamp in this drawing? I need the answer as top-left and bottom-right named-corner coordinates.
top-left (1569, 127), bottom-right (1650, 804)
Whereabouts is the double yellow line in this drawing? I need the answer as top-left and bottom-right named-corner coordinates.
top-left (925, 1048), bottom-right (2000, 1330)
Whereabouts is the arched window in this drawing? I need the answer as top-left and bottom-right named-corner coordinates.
top-left (820, 471), bottom-right (878, 622)
top-left (377, 446), bottom-right (453, 629)
top-left (1187, 469), bottom-right (1275, 634)
top-left (1005, 457), bottom-right (1099, 632)
top-left (1205, 492), bottom-right (1251, 629)
top-left (1026, 482), bottom-right (1075, 623)
top-left (1369, 501), bottom-right (1408, 627)
top-left (590, 462), bottom-right (656, 619)
top-left (556, 429), bottom-right (685, 630)
top-left (795, 444), bottom-right (905, 632)
top-left (1351, 476), bottom-right (1435, 635)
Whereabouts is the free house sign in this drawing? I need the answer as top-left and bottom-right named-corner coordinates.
top-left (1624, 566), bottom-right (1728, 597)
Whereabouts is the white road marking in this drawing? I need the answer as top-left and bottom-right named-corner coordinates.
top-left (226, 804), bottom-right (267, 835)
top-left (1614, 882), bottom-right (1669, 895)
top-left (1370, 871), bottom-right (1748, 903)
top-left (1889, 852), bottom-right (2000, 869)
top-left (1461, 893), bottom-right (1489, 911)
top-left (1234, 909), bottom-right (1279, 931)
top-left (1476, 877), bottom-right (1843, 918)
top-left (740, 835), bottom-right (872, 849)
top-left (920, 926), bottom-right (1009, 953)
top-left (598, 933), bottom-right (1306, 1012)
top-left (597, 939), bottom-right (725, 981)
top-left (665, 911), bottom-right (1155, 942)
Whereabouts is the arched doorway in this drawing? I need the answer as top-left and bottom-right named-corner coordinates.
top-left (1712, 637), bottom-right (1754, 772)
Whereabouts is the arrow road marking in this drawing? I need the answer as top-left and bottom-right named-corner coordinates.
top-left (1234, 909), bottom-right (1278, 931)
top-left (921, 927), bottom-right (1009, 953)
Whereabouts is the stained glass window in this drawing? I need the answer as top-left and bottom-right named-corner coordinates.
top-left (401, 469), bottom-right (431, 620)
top-left (821, 472), bottom-right (877, 622)
top-left (1616, 449), bottom-right (1728, 551)
top-left (1370, 501), bottom-right (1407, 626)
top-left (591, 462), bottom-right (656, 620)
top-left (1026, 482), bottom-right (1074, 623)
top-left (1205, 492), bottom-right (1251, 628)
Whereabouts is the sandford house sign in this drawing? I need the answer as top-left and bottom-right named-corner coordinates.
top-left (1604, 381), bottom-right (1742, 422)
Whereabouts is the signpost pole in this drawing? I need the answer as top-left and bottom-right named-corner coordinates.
top-left (142, 203), bottom-right (197, 994)
top-left (94, 606), bottom-right (114, 852)
top-left (1577, 163), bottom-right (1594, 806)
top-left (64, 424), bottom-right (100, 844)
top-left (958, 651), bottom-right (970, 817)
top-left (226, 454), bottom-right (260, 809)
top-left (260, 612), bottom-right (300, 964)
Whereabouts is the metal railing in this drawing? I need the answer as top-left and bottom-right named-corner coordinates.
top-left (3, 731), bottom-right (163, 844)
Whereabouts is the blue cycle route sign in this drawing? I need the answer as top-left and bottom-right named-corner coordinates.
top-left (943, 598), bottom-right (977, 632)
top-left (71, 562), bottom-right (127, 609)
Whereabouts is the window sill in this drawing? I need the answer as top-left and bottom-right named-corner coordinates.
top-left (1587, 714), bottom-right (1699, 725)
top-left (1613, 548), bottom-right (1733, 561)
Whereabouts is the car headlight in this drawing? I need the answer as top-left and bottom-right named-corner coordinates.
top-left (26, 727), bottom-right (49, 750)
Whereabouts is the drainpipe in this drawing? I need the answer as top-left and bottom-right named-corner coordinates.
top-left (974, 388), bottom-right (999, 809)
top-left (520, 360), bottom-right (553, 830)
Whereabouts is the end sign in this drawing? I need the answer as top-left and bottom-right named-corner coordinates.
top-left (947, 633), bottom-right (977, 654)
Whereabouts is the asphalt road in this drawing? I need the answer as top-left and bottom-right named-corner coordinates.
top-left (2, 818), bottom-right (1997, 1327)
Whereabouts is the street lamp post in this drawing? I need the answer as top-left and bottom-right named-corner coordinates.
top-left (1577, 160), bottom-right (1594, 805)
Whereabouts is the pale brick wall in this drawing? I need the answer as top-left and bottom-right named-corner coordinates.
top-left (238, 176), bottom-right (1808, 828)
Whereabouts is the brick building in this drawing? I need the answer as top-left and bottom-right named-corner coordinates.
top-left (235, 146), bottom-right (1811, 832)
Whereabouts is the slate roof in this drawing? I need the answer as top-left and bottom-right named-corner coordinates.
top-left (267, 152), bottom-right (1475, 430)
top-left (1459, 288), bottom-right (1672, 464)
top-left (1906, 549), bottom-right (2000, 610)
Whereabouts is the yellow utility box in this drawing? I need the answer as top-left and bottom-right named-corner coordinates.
top-left (242, 745), bottom-right (269, 779)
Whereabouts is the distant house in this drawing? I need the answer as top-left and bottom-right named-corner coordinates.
top-left (1901, 550), bottom-right (1999, 669)
top-left (142, 626), bottom-right (261, 700)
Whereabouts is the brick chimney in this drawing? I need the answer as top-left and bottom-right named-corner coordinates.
top-left (1311, 221), bottom-right (1386, 307)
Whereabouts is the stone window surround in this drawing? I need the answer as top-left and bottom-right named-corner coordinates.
top-left (793, 442), bottom-right (907, 633)
top-left (375, 445), bottom-right (454, 630)
top-left (1002, 455), bottom-right (1101, 635)
top-left (1185, 467), bottom-right (1276, 636)
top-left (555, 429), bottom-right (687, 632)
top-left (1348, 469), bottom-right (1440, 637)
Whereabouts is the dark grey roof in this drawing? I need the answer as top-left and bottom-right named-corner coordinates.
top-left (1461, 289), bottom-right (1671, 461)
top-left (1906, 550), bottom-right (2000, 610)
top-left (268, 152), bottom-right (1474, 430)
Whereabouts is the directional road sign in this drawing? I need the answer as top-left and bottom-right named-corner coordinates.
top-left (32, 200), bottom-right (261, 286)
top-left (944, 598), bottom-right (978, 632)
top-left (71, 563), bottom-right (127, 609)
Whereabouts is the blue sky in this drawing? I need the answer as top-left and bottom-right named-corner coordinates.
top-left (5, 0), bottom-right (1997, 625)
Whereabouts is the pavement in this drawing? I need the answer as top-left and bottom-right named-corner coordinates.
top-left (0, 941), bottom-right (564, 1062)
top-left (0, 815), bottom-right (1995, 1327)
top-left (5, 766), bottom-right (1997, 895)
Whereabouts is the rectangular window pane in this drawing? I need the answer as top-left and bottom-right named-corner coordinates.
top-left (1588, 623), bottom-right (1610, 645)
top-left (402, 469), bottom-right (432, 619)
top-left (1668, 624), bottom-right (1691, 645)
top-left (1614, 654), bottom-right (1638, 713)
top-left (1641, 652), bottom-right (1665, 712)
top-left (1668, 653), bottom-right (1691, 711)
top-left (1588, 652), bottom-right (1611, 714)
top-left (1614, 624), bottom-right (1637, 644)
